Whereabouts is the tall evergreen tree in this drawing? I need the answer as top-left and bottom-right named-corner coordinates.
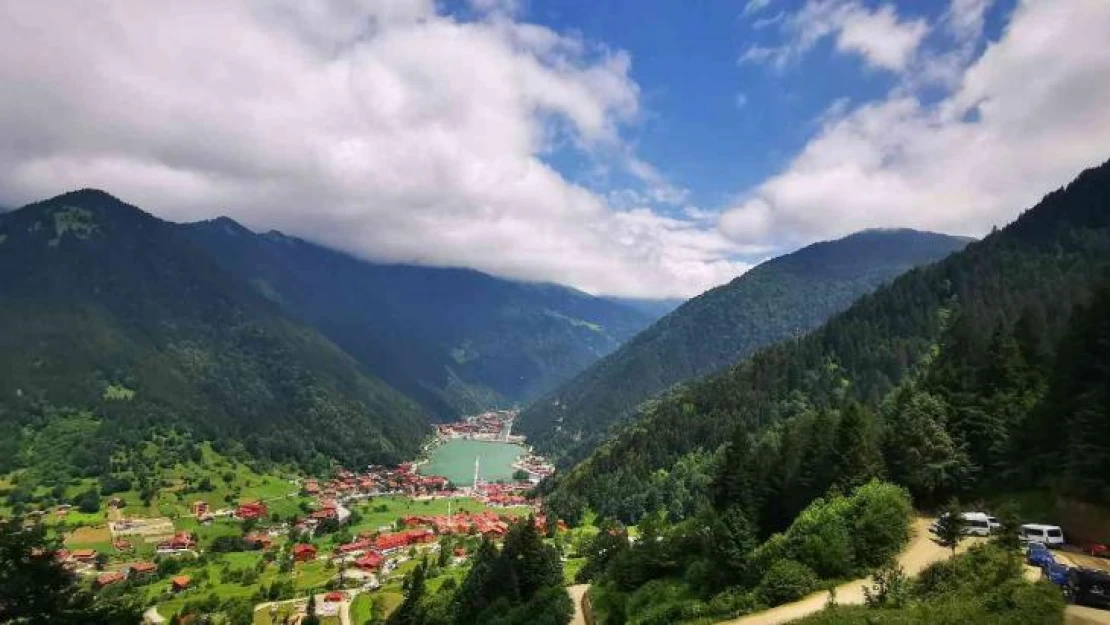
top-left (831, 402), bottom-right (883, 492)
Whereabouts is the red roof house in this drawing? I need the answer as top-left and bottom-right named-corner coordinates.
top-left (355, 551), bottom-right (384, 570)
top-left (95, 571), bottom-right (125, 589)
top-left (235, 501), bottom-right (268, 520)
top-left (71, 548), bottom-right (98, 562)
top-left (171, 575), bottom-right (191, 592)
top-left (128, 562), bottom-right (158, 578)
top-left (292, 543), bottom-right (318, 562)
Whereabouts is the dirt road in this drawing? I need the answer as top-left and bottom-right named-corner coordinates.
top-left (568, 584), bottom-right (590, 625)
top-left (1067, 606), bottom-right (1110, 625)
top-left (719, 517), bottom-right (980, 625)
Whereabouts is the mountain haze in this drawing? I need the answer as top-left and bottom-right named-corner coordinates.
top-left (183, 219), bottom-right (654, 417)
top-left (518, 229), bottom-right (972, 460)
top-left (0, 190), bottom-right (429, 470)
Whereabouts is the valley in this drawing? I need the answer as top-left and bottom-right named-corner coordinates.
top-left (2, 163), bottom-right (1109, 625)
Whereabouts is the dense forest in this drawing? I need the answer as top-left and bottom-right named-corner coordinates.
top-left (541, 160), bottom-right (1110, 625)
top-left (518, 229), bottom-right (970, 463)
top-left (0, 190), bottom-right (430, 481)
top-left (387, 517), bottom-right (571, 625)
top-left (544, 158), bottom-right (1110, 529)
top-left (183, 218), bottom-right (653, 417)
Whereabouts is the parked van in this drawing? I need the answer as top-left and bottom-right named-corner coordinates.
top-left (1021, 523), bottom-right (1065, 546)
top-left (961, 512), bottom-right (1000, 536)
top-left (928, 512), bottom-right (1001, 536)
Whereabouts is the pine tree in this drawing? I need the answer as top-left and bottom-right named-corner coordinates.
top-left (831, 402), bottom-right (883, 492)
top-left (933, 501), bottom-right (966, 555)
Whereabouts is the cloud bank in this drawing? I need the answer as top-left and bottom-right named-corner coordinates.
top-left (725, 0), bottom-right (1110, 247)
top-left (0, 0), bottom-right (746, 298)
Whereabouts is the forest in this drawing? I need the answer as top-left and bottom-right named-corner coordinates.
top-left (544, 159), bottom-right (1110, 527)
top-left (538, 160), bottom-right (1110, 621)
top-left (517, 229), bottom-right (970, 464)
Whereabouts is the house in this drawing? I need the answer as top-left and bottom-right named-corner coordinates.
top-left (156, 532), bottom-right (196, 553)
top-left (113, 539), bottom-right (133, 551)
top-left (303, 480), bottom-right (320, 496)
top-left (354, 552), bottom-right (384, 570)
top-left (71, 548), bottom-right (98, 563)
top-left (235, 501), bottom-right (268, 521)
top-left (324, 591), bottom-right (345, 602)
top-left (171, 575), bottom-right (191, 592)
top-left (128, 562), bottom-right (158, 578)
top-left (337, 538), bottom-right (373, 555)
top-left (192, 501), bottom-right (209, 517)
top-left (94, 572), bottom-right (125, 589)
top-left (292, 543), bottom-right (317, 562)
top-left (243, 533), bottom-right (274, 550)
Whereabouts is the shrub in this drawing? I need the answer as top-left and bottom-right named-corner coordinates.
top-left (847, 480), bottom-right (912, 570)
top-left (756, 559), bottom-right (818, 606)
top-left (783, 496), bottom-right (855, 579)
top-left (706, 587), bottom-right (761, 619)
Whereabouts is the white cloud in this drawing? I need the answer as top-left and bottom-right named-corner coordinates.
top-left (740, 1), bottom-right (929, 73)
top-left (721, 0), bottom-right (1110, 246)
top-left (735, 92), bottom-right (749, 109)
top-left (743, 0), bottom-right (776, 17)
top-left (0, 0), bottom-right (746, 298)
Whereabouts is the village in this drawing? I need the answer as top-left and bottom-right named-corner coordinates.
top-left (27, 418), bottom-right (560, 624)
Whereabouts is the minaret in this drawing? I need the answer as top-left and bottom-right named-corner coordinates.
top-left (473, 456), bottom-right (481, 491)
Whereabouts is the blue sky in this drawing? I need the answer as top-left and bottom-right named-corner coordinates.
top-left (524, 0), bottom-right (1017, 225)
top-left (2, 0), bottom-right (1109, 297)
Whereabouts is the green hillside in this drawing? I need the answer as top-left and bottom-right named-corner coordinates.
top-left (0, 190), bottom-right (430, 479)
top-left (181, 219), bottom-right (653, 417)
top-left (545, 158), bottom-right (1110, 527)
top-left (518, 229), bottom-right (971, 461)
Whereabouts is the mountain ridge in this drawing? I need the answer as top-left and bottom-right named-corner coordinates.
top-left (179, 212), bottom-right (655, 418)
top-left (0, 189), bottom-right (430, 471)
top-left (517, 227), bottom-right (973, 461)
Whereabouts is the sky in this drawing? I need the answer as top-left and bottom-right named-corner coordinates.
top-left (2, 0), bottom-right (1109, 298)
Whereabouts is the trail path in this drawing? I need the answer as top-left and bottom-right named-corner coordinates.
top-left (568, 583), bottom-right (590, 625)
top-left (719, 517), bottom-right (983, 625)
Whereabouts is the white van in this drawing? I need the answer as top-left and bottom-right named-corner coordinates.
top-left (1020, 523), bottom-right (1065, 546)
top-left (961, 512), bottom-right (999, 536)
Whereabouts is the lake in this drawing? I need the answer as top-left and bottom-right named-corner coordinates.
top-left (419, 439), bottom-right (527, 485)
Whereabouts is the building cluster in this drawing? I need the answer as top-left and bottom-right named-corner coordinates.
top-left (474, 482), bottom-right (530, 507)
top-left (304, 465), bottom-right (451, 500)
top-left (434, 410), bottom-right (522, 442)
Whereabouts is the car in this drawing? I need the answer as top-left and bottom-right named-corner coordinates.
top-left (1065, 568), bottom-right (1110, 609)
top-left (1042, 561), bottom-right (1071, 586)
top-left (1027, 543), bottom-right (1057, 568)
top-left (1086, 543), bottom-right (1110, 558)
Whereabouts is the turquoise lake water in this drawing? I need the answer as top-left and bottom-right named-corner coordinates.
top-left (418, 439), bottom-right (526, 485)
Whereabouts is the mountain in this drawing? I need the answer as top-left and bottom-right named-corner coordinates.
top-left (544, 158), bottom-right (1110, 528)
top-left (518, 229), bottom-right (972, 460)
top-left (181, 218), bottom-right (654, 417)
top-left (0, 190), bottom-right (430, 476)
top-left (601, 297), bottom-right (685, 320)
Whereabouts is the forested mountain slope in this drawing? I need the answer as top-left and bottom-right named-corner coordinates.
top-left (182, 219), bottom-right (653, 417)
top-left (518, 229), bottom-right (971, 460)
top-left (545, 158), bottom-right (1110, 528)
top-left (0, 190), bottom-right (430, 476)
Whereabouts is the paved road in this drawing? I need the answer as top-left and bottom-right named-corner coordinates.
top-left (568, 584), bottom-right (590, 625)
top-left (719, 517), bottom-right (981, 625)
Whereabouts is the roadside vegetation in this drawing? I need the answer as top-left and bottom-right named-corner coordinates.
top-left (577, 481), bottom-right (912, 624)
top-left (795, 541), bottom-right (1064, 625)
